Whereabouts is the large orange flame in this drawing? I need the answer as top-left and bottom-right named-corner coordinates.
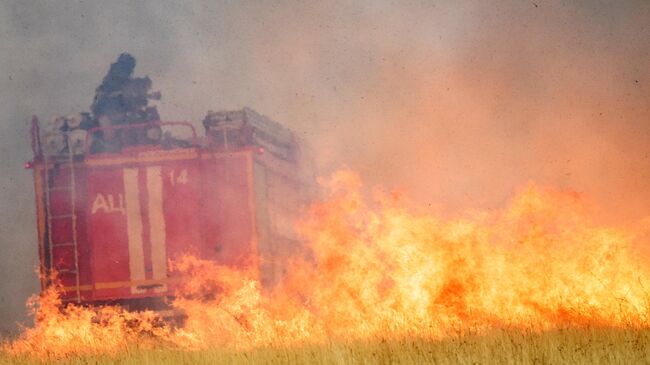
top-left (4, 170), bottom-right (650, 359)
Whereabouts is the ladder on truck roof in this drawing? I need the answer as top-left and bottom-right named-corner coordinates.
top-left (43, 138), bottom-right (81, 303)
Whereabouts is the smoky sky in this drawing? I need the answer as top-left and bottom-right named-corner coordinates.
top-left (0, 1), bottom-right (648, 335)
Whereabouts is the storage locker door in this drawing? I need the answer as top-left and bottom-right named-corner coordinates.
top-left (160, 161), bottom-right (202, 288)
top-left (87, 167), bottom-right (132, 299)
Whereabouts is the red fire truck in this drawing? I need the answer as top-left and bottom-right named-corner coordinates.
top-left (28, 108), bottom-right (314, 310)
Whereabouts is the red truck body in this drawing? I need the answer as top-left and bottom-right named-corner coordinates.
top-left (30, 110), bottom-right (312, 307)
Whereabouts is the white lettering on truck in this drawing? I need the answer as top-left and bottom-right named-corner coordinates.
top-left (91, 193), bottom-right (125, 214)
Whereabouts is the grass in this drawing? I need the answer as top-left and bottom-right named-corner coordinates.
top-left (2, 327), bottom-right (650, 365)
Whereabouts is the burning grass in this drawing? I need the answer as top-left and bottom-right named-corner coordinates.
top-left (3, 170), bottom-right (650, 363)
top-left (2, 327), bottom-right (650, 364)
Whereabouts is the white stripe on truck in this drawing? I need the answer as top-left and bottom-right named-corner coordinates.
top-left (146, 166), bottom-right (168, 293)
top-left (123, 168), bottom-right (146, 294)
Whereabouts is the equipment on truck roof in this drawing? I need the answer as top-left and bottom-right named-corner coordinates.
top-left (203, 107), bottom-right (297, 161)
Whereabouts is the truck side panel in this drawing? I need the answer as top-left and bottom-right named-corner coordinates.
top-left (252, 154), bottom-right (308, 287)
top-left (160, 160), bottom-right (203, 290)
top-left (87, 167), bottom-right (132, 299)
top-left (36, 143), bottom-right (310, 304)
top-left (201, 152), bottom-right (256, 269)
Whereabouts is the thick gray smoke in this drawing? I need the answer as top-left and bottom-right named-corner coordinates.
top-left (0, 0), bottom-right (649, 336)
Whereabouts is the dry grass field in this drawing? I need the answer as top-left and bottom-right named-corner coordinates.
top-left (2, 326), bottom-right (650, 365)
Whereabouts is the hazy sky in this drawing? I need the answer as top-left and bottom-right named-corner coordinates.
top-left (0, 1), bottom-right (648, 334)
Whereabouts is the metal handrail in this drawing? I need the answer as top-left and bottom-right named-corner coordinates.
top-left (31, 115), bottom-right (42, 157)
top-left (83, 121), bottom-right (198, 154)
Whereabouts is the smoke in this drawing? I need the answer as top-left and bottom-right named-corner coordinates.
top-left (0, 0), bottom-right (649, 335)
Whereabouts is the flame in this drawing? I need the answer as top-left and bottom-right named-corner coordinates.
top-left (4, 169), bottom-right (650, 359)
top-left (5, 284), bottom-right (172, 358)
